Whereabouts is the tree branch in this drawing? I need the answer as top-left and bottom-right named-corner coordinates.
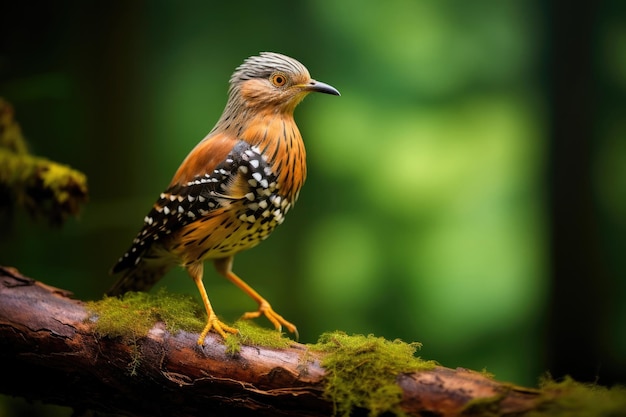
top-left (2, 265), bottom-right (622, 417)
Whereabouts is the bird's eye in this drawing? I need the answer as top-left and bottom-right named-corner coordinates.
top-left (270, 73), bottom-right (287, 87)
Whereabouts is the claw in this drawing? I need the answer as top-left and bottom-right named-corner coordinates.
top-left (197, 313), bottom-right (238, 345)
top-left (213, 257), bottom-right (299, 340)
top-left (241, 300), bottom-right (298, 339)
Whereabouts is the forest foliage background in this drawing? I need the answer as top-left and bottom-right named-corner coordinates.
top-left (1, 1), bottom-right (625, 415)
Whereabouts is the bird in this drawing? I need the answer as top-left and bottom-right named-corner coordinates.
top-left (108, 52), bottom-right (340, 345)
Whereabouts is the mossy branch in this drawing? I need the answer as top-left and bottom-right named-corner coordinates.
top-left (1, 266), bottom-right (625, 417)
top-left (0, 98), bottom-right (87, 226)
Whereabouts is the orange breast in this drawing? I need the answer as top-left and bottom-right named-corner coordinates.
top-left (168, 112), bottom-right (307, 266)
top-left (241, 112), bottom-right (307, 203)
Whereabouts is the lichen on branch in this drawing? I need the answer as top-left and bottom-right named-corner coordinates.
top-left (310, 332), bottom-right (436, 417)
top-left (0, 97), bottom-right (88, 226)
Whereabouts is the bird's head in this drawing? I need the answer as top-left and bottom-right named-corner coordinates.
top-left (228, 52), bottom-right (340, 113)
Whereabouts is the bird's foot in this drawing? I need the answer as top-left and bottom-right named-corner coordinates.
top-left (241, 300), bottom-right (299, 339)
top-left (197, 313), bottom-right (238, 345)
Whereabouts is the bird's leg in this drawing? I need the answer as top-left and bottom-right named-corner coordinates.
top-left (186, 262), bottom-right (238, 345)
top-left (214, 257), bottom-right (298, 338)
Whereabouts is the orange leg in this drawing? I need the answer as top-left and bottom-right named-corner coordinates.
top-left (214, 256), bottom-right (298, 338)
top-left (186, 262), bottom-right (238, 345)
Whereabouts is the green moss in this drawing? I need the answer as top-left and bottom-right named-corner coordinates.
top-left (87, 289), bottom-right (208, 374)
top-left (460, 393), bottom-right (507, 417)
top-left (0, 98), bottom-right (88, 226)
top-left (87, 290), bottom-right (295, 354)
top-left (85, 289), bottom-right (205, 341)
top-left (462, 376), bottom-right (626, 417)
top-left (224, 320), bottom-right (294, 354)
top-left (480, 367), bottom-right (496, 379)
top-left (0, 98), bottom-right (29, 154)
top-left (88, 291), bottom-right (300, 371)
top-left (309, 332), bottom-right (436, 417)
top-left (525, 376), bottom-right (626, 417)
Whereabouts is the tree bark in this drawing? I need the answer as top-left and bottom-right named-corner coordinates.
top-left (0, 265), bottom-right (543, 416)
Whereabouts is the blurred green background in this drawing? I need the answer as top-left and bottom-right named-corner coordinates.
top-left (1, 1), bottom-right (625, 415)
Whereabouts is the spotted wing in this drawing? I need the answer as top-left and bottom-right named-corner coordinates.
top-left (111, 139), bottom-right (276, 274)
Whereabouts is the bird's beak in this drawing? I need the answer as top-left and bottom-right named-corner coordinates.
top-left (303, 80), bottom-right (341, 96)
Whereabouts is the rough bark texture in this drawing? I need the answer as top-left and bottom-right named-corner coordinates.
top-left (0, 265), bottom-right (543, 416)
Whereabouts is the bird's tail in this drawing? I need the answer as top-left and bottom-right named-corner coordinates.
top-left (107, 255), bottom-right (175, 297)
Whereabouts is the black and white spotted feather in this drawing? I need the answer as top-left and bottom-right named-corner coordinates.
top-left (108, 140), bottom-right (287, 295)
